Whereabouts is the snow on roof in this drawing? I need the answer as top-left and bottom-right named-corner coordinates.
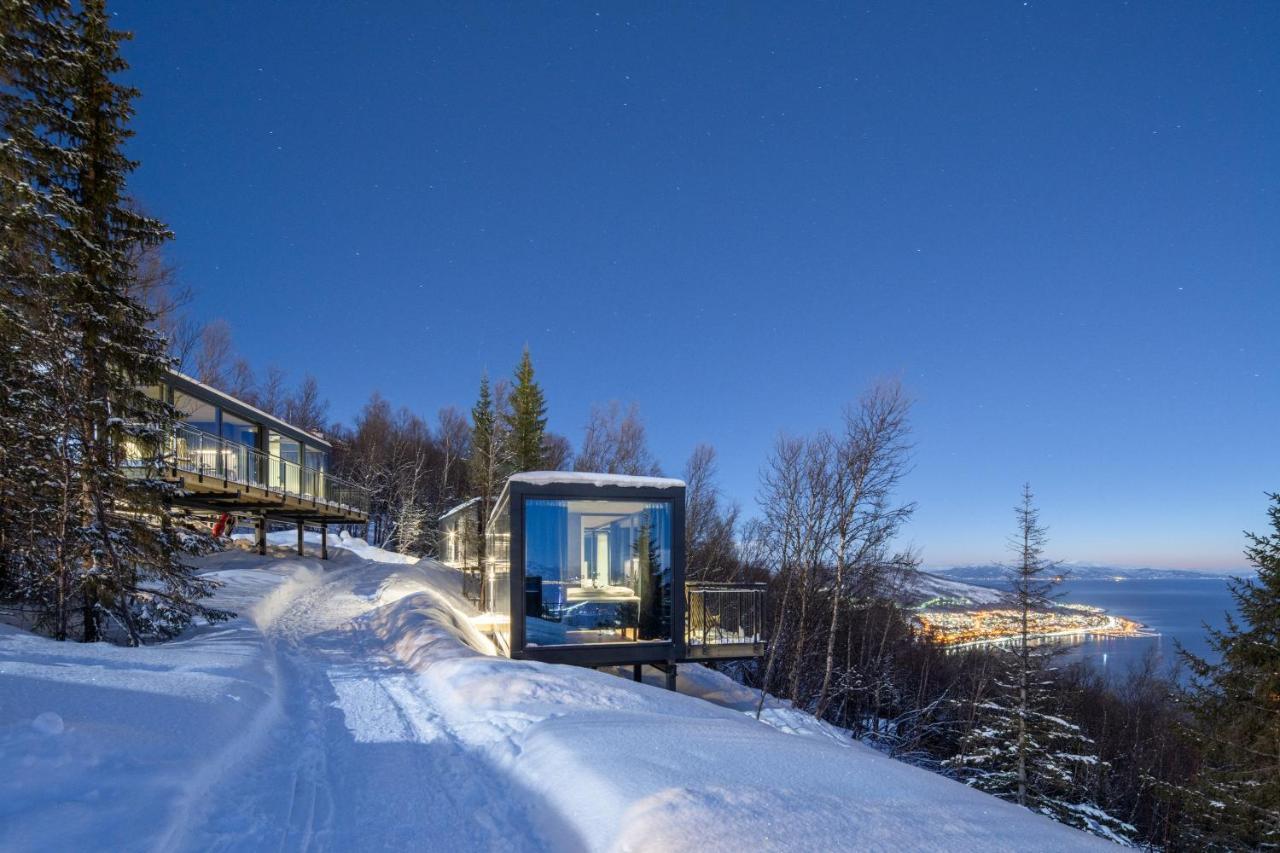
top-left (438, 496), bottom-right (482, 521)
top-left (167, 368), bottom-right (332, 448)
top-left (509, 471), bottom-right (685, 490)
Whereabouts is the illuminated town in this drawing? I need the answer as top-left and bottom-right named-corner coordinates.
top-left (915, 602), bottom-right (1150, 648)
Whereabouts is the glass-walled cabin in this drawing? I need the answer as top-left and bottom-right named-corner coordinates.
top-left (439, 498), bottom-right (484, 604)
top-left (438, 498), bottom-right (482, 567)
top-left (142, 370), bottom-right (333, 500)
top-left (484, 473), bottom-right (686, 668)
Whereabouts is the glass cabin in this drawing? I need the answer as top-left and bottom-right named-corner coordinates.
top-left (483, 473), bottom-right (686, 671)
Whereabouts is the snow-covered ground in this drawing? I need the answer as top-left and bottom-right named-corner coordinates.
top-left (1, 536), bottom-right (1112, 851)
top-left (897, 569), bottom-right (1006, 608)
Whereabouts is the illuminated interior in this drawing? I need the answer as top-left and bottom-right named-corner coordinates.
top-left (523, 498), bottom-right (673, 646)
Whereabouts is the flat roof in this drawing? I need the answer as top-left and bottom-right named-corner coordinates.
top-left (508, 471), bottom-right (685, 490)
top-left (438, 496), bottom-right (482, 521)
top-left (166, 369), bottom-right (332, 449)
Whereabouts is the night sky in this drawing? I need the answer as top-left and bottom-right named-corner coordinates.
top-left (113, 2), bottom-right (1277, 569)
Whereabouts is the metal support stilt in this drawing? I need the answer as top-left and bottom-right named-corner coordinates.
top-left (321, 524), bottom-right (328, 560)
top-left (665, 664), bottom-right (678, 692)
top-left (633, 664), bottom-right (643, 683)
top-left (297, 520), bottom-right (304, 556)
top-left (256, 514), bottom-right (266, 555)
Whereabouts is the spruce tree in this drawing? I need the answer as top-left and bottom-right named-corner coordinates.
top-left (467, 374), bottom-right (498, 534)
top-left (1178, 493), bottom-right (1280, 848)
top-left (947, 486), bottom-right (1132, 842)
top-left (2, 0), bottom-right (102, 637)
top-left (505, 347), bottom-right (547, 472)
top-left (1, 0), bottom-right (229, 643)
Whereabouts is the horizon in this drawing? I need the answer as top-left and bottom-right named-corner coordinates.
top-left (922, 561), bottom-right (1252, 576)
top-left (113, 2), bottom-right (1276, 571)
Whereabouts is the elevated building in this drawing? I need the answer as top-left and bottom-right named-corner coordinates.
top-left (442, 472), bottom-right (766, 688)
top-left (132, 370), bottom-right (368, 557)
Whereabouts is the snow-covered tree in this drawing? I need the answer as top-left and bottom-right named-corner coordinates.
top-left (467, 373), bottom-right (508, 556)
top-left (1177, 493), bottom-right (1280, 849)
top-left (1, 0), bottom-right (228, 642)
top-left (947, 486), bottom-right (1132, 843)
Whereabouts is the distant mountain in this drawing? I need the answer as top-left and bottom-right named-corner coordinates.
top-left (895, 570), bottom-right (1004, 609)
top-left (932, 563), bottom-right (1248, 583)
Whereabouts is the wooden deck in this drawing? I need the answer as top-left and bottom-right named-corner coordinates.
top-left (165, 466), bottom-right (368, 524)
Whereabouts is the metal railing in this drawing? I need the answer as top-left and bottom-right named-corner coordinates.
top-left (140, 422), bottom-right (369, 514)
top-left (685, 582), bottom-right (768, 648)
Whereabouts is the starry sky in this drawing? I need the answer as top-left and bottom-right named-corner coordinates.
top-left (113, 2), bottom-right (1277, 569)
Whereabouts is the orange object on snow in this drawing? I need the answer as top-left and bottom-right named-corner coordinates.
top-left (212, 513), bottom-right (231, 537)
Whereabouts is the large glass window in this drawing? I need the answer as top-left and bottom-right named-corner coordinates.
top-left (523, 498), bottom-right (672, 646)
top-left (485, 492), bottom-right (512, 653)
top-left (268, 432), bottom-right (301, 493)
top-left (221, 412), bottom-right (257, 447)
top-left (219, 413), bottom-right (257, 484)
top-left (304, 446), bottom-right (327, 498)
top-left (304, 446), bottom-right (327, 472)
top-left (174, 391), bottom-right (218, 435)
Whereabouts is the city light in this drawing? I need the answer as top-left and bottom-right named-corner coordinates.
top-left (915, 605), bottom-right (1149, 648)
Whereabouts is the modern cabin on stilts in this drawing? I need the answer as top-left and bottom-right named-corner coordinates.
top-left (440, 472), bottom-right (766, 690)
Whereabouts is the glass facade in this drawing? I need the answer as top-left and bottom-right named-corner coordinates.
top-left (221, 411), bottom-right (258, 447)
top-left (484, 491), bottom-right (512, 653)
top-left (440, 503), bottom-right (479, 567)
top-left (126, 376), bottom-right (358, 512)
top-left (269, 432), bottom-right (302, 493)
top-left (523, 498), bottom-right (673, 646)
top-left (304, 445), bottom-right (327, 498)
top-left (175, 391), bottom-right (218, 435)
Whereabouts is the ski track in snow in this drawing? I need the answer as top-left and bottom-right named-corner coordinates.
top-left (163, 560), bottom-right (566, 852)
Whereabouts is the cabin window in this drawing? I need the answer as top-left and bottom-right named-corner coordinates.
top-left (485, 492), bottom-right (513, 653)
top-left (174, 391), bottom-right (218, 436)
top-left (268, 432), bottom-right (302, 493)
top-left (523, 498), bottom-right (672, 646)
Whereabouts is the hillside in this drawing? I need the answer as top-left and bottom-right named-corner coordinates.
top-left (0, 537), bottom-right (1112, 851)
top-left (934, 563), bottom-right (1248, 582)
top-left (896, 569), bottom-right (1005, 609)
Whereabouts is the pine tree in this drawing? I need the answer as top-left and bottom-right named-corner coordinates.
top-left (1, 0), bottom-right (229, 643)
top-left (947, 486), bottom-right (1132, 843)
top-left (1178, 493), bottom-right (1280, 849)
top-left (2, 0), bottom-right (102, 637)
top-left (466, 374), bottom-right (502, 567)
top-left (505, 347), bottom-right (547, 472)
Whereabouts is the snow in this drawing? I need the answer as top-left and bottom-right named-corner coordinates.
top-left (0, 538), bottom-right (1114, 851)
top-left (899, 570), bottom-right (1005, 608)
top-left (509, 470), bottom-right (686, 490)
top-left (438, 495), bottom-right (482, 521)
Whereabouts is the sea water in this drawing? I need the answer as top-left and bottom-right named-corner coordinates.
top-left (1054, 577), bottom-right (1240, 679)
top-left (962, 575), bottom-right (1243, 680)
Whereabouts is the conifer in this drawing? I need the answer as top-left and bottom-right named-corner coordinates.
top-left (505, 347), bottom-right (547, 473)
top-left (1179, 493), bottom-right (1280, 848)
top-left (947, 486), bottom-right (1132, 843)
top-left (1, 0), bottom-right (229, 643)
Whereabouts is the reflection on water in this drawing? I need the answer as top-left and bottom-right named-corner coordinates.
top-left (967, 576), bottom-right (1242, 680)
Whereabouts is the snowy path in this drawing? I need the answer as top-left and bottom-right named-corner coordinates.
top-left (1, 539), bottom-right (1115, 852)
top-left (161, 559), bottom-right (574, 852)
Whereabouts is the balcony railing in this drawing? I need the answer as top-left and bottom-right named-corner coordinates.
top-left (134, 422), bottom-right (369, 514)
top-left (685, 582), bottom-right (768, 650)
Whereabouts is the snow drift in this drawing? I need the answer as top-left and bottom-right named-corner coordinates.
top-left (0, 537), bottom-right (1112, 851)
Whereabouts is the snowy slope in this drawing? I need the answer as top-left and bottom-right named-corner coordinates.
top-left (0, 538), bottom-right (1112, 851)
top-left (896, 569), bottom-right (1005, 608)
